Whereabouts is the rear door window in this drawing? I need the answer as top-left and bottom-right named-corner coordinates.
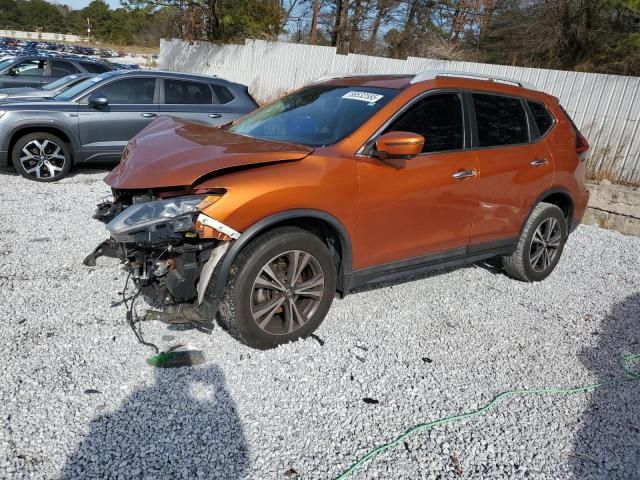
top-left (472, 93), bottom-right (529, 147)
top-left (527, 101), bottom-right (554, 136)
top-left (81, 62), bottom-right (110, 74)
top-left (13, 59), bottom-right (46, 76)
top-left (51, 60), bottom-right (79, 76)
top-left (164, 79), bottom-right (213, 104)
top-left (90, 77), bottom-right (156, 104)
top-left (387, 93), bottom-right (464, 153)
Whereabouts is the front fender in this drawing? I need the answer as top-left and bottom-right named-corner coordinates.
top-left (2, 113), bottom-right (81, 158)
top-left (202, 209), bottom-right (354, 319)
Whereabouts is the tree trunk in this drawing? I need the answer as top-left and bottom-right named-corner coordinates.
top-left (368, 5), bottom-right (385, 51)
top-left (332, 0), bottom-right (350, 53)
top-left (310, 0), bottom-right (319, 44)
top-left (349, 0), bottom-right (363, 52)
top-left (396, 0), bottom-right (418, 58)
top-left (331, 0), bottom-right (343, 46)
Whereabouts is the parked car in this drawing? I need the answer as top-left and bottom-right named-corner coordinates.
top-left (0, 70), bottom-right (258, 181)
top-left (0, 73), bottom-right (95, 100)
top-left (0, 55), bottom-right (111, 89)
top-left (85, 71), bottom-right (591, 349)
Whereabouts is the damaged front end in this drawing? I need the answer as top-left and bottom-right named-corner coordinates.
top-left (84, 190), bottom-right (238, 330)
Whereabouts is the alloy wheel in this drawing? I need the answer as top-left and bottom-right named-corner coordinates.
top-left (529, 217), bottom-right (562, 272)
top-left (250, 250), bottom-right (325, 336)
top-left (20, 139), bottom-right (66, 180)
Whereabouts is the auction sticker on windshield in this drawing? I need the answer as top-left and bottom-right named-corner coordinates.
top-left (342, 91), bottom-right (384, 103)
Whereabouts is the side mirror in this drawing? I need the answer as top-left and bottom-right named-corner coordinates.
top-left (88, 94), bottom-right (109, 109)
top-left (7, 67), bottom-right (17, 76)
top-left (374, 131), bottom-right (424, 159)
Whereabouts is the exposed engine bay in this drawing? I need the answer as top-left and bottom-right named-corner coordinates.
top-left (84, 188), bottom-right (236, 329)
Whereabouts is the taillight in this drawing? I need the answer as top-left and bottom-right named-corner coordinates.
top-left (560, 105), bottom-right (589, 158)
top-left (576, 133), bottom-right (589, 154)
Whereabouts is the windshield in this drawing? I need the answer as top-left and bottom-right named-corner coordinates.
top-left (230, 85), bottom-right (399, 147)
top-left (44, 74), bottom-right (81, 91)
top-left (53, 74), bottom-right (106, 101)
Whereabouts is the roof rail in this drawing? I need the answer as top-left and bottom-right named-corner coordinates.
top-left (313, 72), bottom-right (378, 83)
top-left (410, 70), bottom-right (537, 90)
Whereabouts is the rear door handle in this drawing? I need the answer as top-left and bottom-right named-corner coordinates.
top-left (531, 158), bottom-right (548, 167)
top-left (141, 112), bottom-right (157, 118)
top-left (209, 113), bottom-right (222, 118)
top-left (452, 169), bottom-right (477, 180)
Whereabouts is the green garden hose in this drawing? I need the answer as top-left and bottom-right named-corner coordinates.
top-left (335, 353), bottom-right (640, 479)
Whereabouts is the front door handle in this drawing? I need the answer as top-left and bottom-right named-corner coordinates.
top-left (531, 158), bottom-right (548, 167)
top-left (141, 112), bottom-right (157, 118)
top-left (452, 169), bottom-right (477, 180)
top-left (209, 113), bottom-right (222, 118)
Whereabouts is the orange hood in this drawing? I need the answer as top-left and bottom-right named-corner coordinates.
top-left (105, 116), bottom-right (314, 190)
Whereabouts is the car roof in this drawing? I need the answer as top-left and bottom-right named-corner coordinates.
top-left (5, 54), bottom-right (106, 65)
top-left (99, 69), bottom-right (241, 85)
top-left (320, 74), bottom-right (413, 89)
top-left (316, 71), bottom-right (547, 98)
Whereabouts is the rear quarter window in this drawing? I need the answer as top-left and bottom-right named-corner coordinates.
top-left (528, 101), bottom-right (555, 136)
top-left (212, 84), bottom-right (234, 104)
top-left (51, 60), bottom-right (79, 76)
top-left (472, 93), bottom-right (529, 147)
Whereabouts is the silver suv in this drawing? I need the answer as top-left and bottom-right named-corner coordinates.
top-left (0, 70), bottom-right (258, 182)
top-left (0, 55), bottom-right (111, 89)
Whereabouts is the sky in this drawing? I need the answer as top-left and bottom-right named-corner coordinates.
top-left (52, 0), bottom-right (122, 10)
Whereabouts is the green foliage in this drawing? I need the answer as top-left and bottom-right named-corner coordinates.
top-left (122, 0), bottom-right (286, 42)
top-left (0, 0), bottom-right (639, 75)
top-left (1, 0), bottom-right (66, 31)
top-left (625, 0), bottom-right (640, 10)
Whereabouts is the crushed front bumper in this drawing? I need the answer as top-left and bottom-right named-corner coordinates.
top-left (86, 193), bottom-right (241, 329)
top-left (84, 234), bottom-right (231, 330)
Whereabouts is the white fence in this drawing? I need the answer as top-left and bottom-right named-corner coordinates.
top-left (160, 38), bottom-right (640, 185)
top-left (0, 29), bottom-right (89, 43)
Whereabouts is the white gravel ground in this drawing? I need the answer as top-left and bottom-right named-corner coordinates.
top-left (0, 168), bottom-right (639, 480)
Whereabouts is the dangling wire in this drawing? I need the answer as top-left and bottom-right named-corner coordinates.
top-left (122, 270), bottom-right (159, 354)
top-left (120, 247), bottom-right (171, 355)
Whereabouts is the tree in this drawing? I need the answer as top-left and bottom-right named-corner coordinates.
top-left (121, 0), bottom-right (287, 42)
top-left (0, 0), bottom-right (21, 28)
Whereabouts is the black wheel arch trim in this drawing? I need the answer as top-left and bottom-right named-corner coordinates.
top-left (7, 122), bottom-right (81, 161)
top-left (519, 187), bottom-right (575, 238)
top-left (208, 209), bottom-right (353, 306)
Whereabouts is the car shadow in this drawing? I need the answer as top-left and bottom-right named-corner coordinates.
top-left (571, 293), bottom-right (640, 478)
top-left (0, 164), bottom-right (114, 180)
top-left (59, 364), bottom-right (249, 479)
top-left (65, 164), bottom-right (114, 178)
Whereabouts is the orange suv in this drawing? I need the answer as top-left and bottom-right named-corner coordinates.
top-left (85, 71), bottom-right (590, 349)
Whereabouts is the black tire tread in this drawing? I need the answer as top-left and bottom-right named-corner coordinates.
top-left (214, 226), bottom-right (335, 348)
top-left (502, 202), bottom-right (565, 282)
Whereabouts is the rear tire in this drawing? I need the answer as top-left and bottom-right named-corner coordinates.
top-left (502, 202), bottom-right (567, 282)
top-left (12, 132), bottom-right (72, 182)
top-left (216, 227), bottom-right (336, 349)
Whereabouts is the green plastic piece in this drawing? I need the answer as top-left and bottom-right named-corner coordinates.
top-left (146, 350), bottom-right (206, 368)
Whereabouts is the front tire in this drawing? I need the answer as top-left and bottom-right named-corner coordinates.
top-left (502, 202), bottom-right (568, 282)
top-left (12, 132), bottom-right (72, 182)
top-left (216, 227), bottom-right (336, 349)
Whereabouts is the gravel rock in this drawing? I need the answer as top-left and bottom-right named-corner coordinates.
top-left (0, 168), bottom-right (639, 479)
